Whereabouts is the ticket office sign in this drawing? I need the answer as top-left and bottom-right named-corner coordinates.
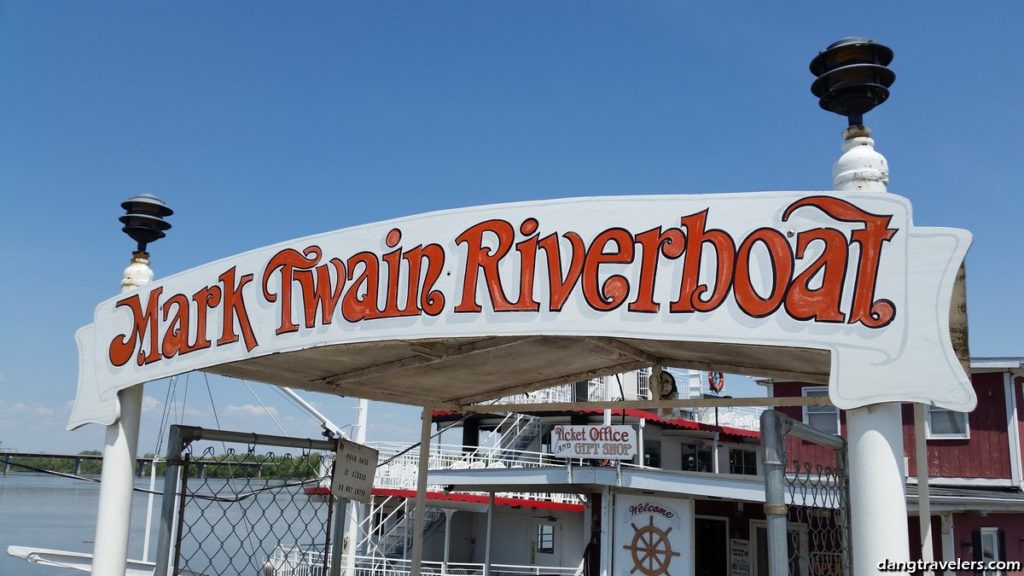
top-left (550, 424), bottom-right (637, 460)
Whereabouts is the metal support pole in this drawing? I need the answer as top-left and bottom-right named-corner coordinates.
top-left (346, 398), bottom-right (368, 575)
top-left (599, 486), bottom-right (612, 576)
top-left (154, 426), bottom-right (185, 576)
top-left (92, 384), bottom-right (144, 576)
top-left (914, 403), bottom-right (934, 573)
top-left (329, 496), bottom-right (348, 576)
top-left (404, 499), bottom-right (411, 560)
top-left (712, 431), bottom-right (720, 474)
top-left (484, 492), bottom-right (494, 576)
top-left (280, 386), bottom-right (348, 439)
top-left (142, 456), bottom-right (158, 561)
top-left (443, 509), bottom-right (455, 575)
top-left (760, 410), bottom-right (789, 576)
top-left (369, 495), bottom-right (377, 556)
top-left (602, 376), bottom-right (612, 426)
top-left (410, 406), bottom-right (433, 576)
top-left (638, 419), bottom-right (645, 468)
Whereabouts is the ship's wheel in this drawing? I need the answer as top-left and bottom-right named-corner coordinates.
top-left (622, 515), bottom-right (681, 575)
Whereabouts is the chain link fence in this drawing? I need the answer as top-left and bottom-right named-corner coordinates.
top-left (786, 459), bottom-right (850, 576)
top-left (154, 425), bottom-right (340, 576)
top-left (762, 410), bottom-right (851, 576)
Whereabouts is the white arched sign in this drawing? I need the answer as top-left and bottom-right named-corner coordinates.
top-left (70, 192), bottom-right (973, 430)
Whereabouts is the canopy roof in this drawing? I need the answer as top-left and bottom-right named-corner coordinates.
top-left (205, 336), bottom-right (830, 408)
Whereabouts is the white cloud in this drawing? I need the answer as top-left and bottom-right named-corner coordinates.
top-left (141, 395), bottom-right (162, 413)
top-left (162, 401), bottom-right (206, 418)
top-left (7, 401), bottom-right (55, 417)
top-left (0, 400), bottom-right (104, 452)
top-left (225, 404), bottom-right (279, 418)
top-left (7, 401), bottom-right (52, 414)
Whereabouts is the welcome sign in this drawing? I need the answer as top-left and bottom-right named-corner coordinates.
top-left (614, 493), bottom-right (693, 576)
top-left (70, 192), bottom-right (973, 429)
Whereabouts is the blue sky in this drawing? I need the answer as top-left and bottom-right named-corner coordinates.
top-left (1, 2), bottom-right (1021, 453)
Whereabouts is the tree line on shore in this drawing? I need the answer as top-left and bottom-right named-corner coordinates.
top-left (1, 451), bottom-right (327, 480)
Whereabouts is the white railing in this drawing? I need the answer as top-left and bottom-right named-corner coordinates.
top-left (491, 383), bottom-right (575, 405)
top-left (489, 376), bottom-right (619, 406)
top-left (351, 495), bottom-right (435, 560)
top-left (636, 368), bottom-right (650, 400)
top-left (686, 406), bottom-right (764, 430)
top-left (369, 441), bottom-right (583, 505)
top-left (483, 370), bottom-right (766, 433)
top-left (265, 548), bottom-right (581, 576)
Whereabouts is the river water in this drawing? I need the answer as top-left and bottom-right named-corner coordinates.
top-left (0, 472), bottom-right (330, 576)
top-left (0, 472), bottom-right (157, 575)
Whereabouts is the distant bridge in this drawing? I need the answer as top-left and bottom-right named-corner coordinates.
top-left (0, 451), bottom-right (266, 477)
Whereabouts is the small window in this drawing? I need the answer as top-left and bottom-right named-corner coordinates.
top-left (681, 442), bottom-right (713, 472)
top-left (536, 523), bottom-right (554, 554)
top-left (802, 387), bottom-right (839, 436)
top-left (926, 405), bottom-right (969, 439)
top-left (644, 440), bottom-right (661, 468)
top-left (973, 527), bottom-right (1005, 576)
top-left (729, 449), bottom-right (757, 475)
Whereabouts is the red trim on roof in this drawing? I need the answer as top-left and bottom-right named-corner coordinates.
top-left (370, 487), bottom-right (585, 513)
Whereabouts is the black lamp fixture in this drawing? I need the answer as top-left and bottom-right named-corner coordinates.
top-left (120, 193), bottom-right (173, 252)
top-left (810, 37), bottom-right (895, 127)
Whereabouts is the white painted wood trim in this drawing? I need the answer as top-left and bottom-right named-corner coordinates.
top-left (940, 513), bottom-right (955, 576)
top-left (1006, 372), bottom-right (1022, 489)
top-left (905, 477), bottom-right (1013, 487)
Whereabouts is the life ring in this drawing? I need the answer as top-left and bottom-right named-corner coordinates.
top-left (707, 371), bottom-right (725, 393)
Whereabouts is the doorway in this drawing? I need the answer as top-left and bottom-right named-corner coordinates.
top-left (750, 520), bottom-right (809, 576)
top-left (695, 516), bottom-right (729, 576)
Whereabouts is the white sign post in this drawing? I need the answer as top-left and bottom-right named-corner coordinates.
top-left (328, 440), bottom-right (378, 576)
top-left (550, 425), bottom-right (637, 460)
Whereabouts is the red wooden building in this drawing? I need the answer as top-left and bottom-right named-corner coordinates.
top-left (770, 357), bottom-right (1024, 574)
